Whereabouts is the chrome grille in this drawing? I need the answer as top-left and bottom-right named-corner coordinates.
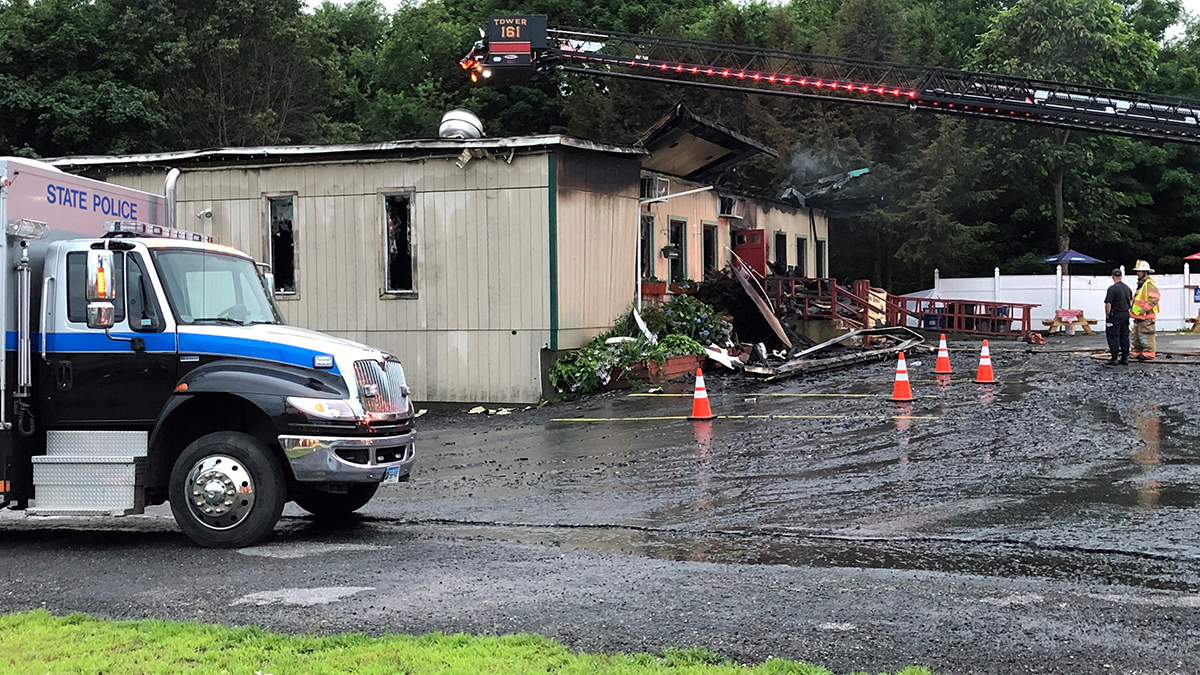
top-left (353, 358), bottom-right (410, 415)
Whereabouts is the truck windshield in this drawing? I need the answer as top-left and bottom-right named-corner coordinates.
top-left (153, 249), bottom-right (283, 325)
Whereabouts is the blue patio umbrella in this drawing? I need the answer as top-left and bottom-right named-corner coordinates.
top-left (1041, 249), bottom-right (1104, 309)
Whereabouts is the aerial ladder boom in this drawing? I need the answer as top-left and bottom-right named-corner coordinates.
top-left (462, 16), bottom-right (1200, 145)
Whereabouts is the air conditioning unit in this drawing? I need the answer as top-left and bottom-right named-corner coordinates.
top-left (719, 195), bottom-right (744, 218)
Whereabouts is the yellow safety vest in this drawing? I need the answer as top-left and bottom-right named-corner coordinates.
top-left (1131, 277), bottom-right (1160, 320)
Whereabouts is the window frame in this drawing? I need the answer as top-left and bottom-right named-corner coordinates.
top-left (702, 221), bottom-right (719, 273)
top-left (816, 238), bottom-right (828, 278)
top-left (125, 251), bottom-right (167, 334)
top-left (639, 212), bottom-right (656, 279)
top-left (667, 216), bottom-right (687, 284)
top-left (379, 188), bottom-right (419, 299)
top-left (773, 230), bottom-right (788, 269)
top-left (263, 191), bottom-right (299, 300)
top-left (796, 236), bottom-right (808, 278)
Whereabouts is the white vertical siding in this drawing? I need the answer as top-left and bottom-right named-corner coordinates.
top-left (103, 153), bottom-right (556, 403)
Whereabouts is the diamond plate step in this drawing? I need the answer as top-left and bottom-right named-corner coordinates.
top-left (46, 430), bottom-right (147, 458)
top-left (30, 455), bottom-right (146, 515)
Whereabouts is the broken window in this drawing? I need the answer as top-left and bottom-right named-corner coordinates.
top-left (774, 232), bottom-right (788, 270)
top-left (268, 196), bottom-right (296, 294)
top-left (384, 193), bottom-right (414, 293)
top-left (639, 177), bottom-right (655, 200)
top-left (796, 236), bottom-right (808, 277)
top-left (816, 239), bottom-right (827, 278)
top-left (640, 213), bottom-right (654, 278)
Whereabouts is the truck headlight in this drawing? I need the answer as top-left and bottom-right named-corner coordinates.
top-left (287, 397), bottom-right (357, 420)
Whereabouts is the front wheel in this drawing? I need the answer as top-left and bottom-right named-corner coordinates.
top-left (294, 483), bottom-right (379, 518)
top-left (169, 431), bottom-right (286, 548)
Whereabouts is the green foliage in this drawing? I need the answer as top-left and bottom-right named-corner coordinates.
top-left (550, 296), bottom-right (720, 395)
top-left (662, 294), bottom-right (734, 344)
top-left (4, 0), bottom-right (1200, 288)
top-left (0, 609), bottom-right (937, 674)
top-left (609, 296), bottom-right (733, 345)
top-left (547, 333), bottom-right (704, 395)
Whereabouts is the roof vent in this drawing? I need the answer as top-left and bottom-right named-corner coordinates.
top-left (439, 109), bottom-right (484, 140)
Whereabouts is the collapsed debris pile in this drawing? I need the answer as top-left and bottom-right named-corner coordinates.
top-left (695, 261), bottom-right (924, 382)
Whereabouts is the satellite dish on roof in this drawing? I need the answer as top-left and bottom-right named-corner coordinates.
top-left (439, 109), bottom-right (484, 139)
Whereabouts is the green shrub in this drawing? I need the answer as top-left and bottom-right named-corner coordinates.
top-left (548, 334), bottom-right (705, 395)
top-left (609, 296), bottom-right (732, 345)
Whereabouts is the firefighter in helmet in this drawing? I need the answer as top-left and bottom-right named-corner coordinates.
top-left (1129, 260), bottom-right (1160, 360)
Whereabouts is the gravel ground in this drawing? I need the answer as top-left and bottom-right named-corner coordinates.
top-left (2, 334), bottom-right (1199, 675)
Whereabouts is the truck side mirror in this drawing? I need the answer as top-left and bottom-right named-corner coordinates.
top-left (255, 261), bottom-right (275, 295)
top-left (86, 249), bottom-right (117, 330)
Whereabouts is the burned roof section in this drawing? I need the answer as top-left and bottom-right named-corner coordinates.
top-left (639, 102), bottom-right (777, 182)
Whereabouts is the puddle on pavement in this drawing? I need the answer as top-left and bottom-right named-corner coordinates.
top-left (413, 522), bottom-right (1200, 593)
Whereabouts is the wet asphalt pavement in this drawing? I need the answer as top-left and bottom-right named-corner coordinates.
top-left (2, 335), bottom-right (1200, 674)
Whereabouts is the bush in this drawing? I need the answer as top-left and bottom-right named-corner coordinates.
top-left (548, 334), bottom-right (704, 395)
top-left (609, 296), bottom-right (732, 346)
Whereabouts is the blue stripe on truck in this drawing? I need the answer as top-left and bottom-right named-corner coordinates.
top-left (4, 331), bottom-right (338, 374)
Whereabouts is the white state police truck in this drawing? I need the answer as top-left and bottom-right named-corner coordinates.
top-left (0, 157), bottom-right (416, 547)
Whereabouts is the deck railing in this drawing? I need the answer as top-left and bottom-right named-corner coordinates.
top-left (761, 276), bottom-right (1038, 338)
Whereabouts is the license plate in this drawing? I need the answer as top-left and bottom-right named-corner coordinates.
top-left (382, 466), bottom-right (402, 484)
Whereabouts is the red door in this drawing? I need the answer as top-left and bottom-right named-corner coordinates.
top-left (733, 229), bottom-right (767, 277)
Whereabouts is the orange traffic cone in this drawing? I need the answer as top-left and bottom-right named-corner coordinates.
top-left (891, 352), bottom-right (914, 402)
top-left (975, 340), bottom-right (996, 384)
top-left (688, 368), bottom-right (717, 420)
top-left (935, 333), bottom-right (953, 374)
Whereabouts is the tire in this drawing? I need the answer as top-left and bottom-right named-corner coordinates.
top-left (168, 431), bottom-right (286, 548)
top-left (294, 483), bottom-right (379, 518)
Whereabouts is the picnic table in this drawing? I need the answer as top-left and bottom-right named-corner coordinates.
top-left (1042, 308), bottom-right (1097, 335)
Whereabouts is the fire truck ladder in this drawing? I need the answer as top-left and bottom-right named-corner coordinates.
top-left (468, 23), bottom-right (1200, 144)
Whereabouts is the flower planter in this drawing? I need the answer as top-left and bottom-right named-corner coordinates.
top-left (669, 283), bottom-right (697, 295)
top-left (600, 354), bottom-right (703, 391)
top-left (641, 282), bottom-right (667, 298)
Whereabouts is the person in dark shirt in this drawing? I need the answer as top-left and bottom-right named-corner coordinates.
top-left (1104, 268), bottom-right (1133, 365)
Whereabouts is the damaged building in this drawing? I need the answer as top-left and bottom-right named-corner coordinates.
top-left (52, 107), bottom-right (831, 404)
top-left (639, 103), bottom-right (829, 282)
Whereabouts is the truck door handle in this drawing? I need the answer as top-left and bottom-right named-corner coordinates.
top-left (40, 276), bottom-right (54, 362)
top-left (56, 361), bottom-right (73, 391)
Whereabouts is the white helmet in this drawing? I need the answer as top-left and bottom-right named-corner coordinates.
top-left (1132, 259), bottom-right (1155, 273)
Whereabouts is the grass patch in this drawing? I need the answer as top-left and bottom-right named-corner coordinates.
top-left (0, 610), bottom-right (937, 675)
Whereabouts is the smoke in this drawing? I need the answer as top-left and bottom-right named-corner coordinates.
top-left (786, 147), bottom-right (852, 187)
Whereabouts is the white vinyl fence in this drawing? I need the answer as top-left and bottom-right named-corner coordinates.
top-left (907, 265), bottom-right (1200, 332)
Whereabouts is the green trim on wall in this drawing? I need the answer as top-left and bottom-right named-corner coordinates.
top-left (548, 153), bottom-right (559, 351)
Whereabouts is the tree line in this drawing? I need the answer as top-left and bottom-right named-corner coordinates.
top-left (2, 0), bottom-right (1198, 291)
